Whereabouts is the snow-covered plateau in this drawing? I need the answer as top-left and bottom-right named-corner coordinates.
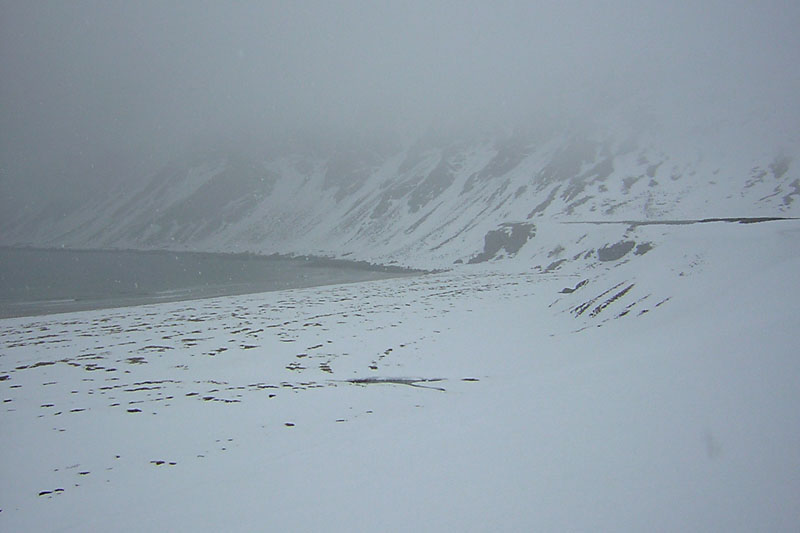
top-left (1, 119), bottom-right (799, 530)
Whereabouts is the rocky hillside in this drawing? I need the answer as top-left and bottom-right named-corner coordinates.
top-left (2, 115), bottom-right (797, 271)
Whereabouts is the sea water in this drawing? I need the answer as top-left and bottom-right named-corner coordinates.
top-left (0, 247), bottom-right (412, 318)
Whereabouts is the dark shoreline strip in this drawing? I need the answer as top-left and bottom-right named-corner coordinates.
top-left (561, 216), bottom-right (798, 226)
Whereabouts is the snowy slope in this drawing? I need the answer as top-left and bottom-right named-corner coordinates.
top-left (2, 109), bottom-right (797, 271)
top-left (2, 219), bottom-right (799, 531)
top-left (2, 100), bottom-right (799, 530)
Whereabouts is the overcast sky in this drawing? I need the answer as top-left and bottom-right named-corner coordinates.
top-left (1, 0), bottom-right (799, 207)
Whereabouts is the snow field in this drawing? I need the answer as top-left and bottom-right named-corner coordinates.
top-left (1, 221), bottom-right (799, 531)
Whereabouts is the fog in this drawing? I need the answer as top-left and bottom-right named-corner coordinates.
top-left (2, 0), bottom-right (799, 209)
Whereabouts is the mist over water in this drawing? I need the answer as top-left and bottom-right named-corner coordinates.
top-left (2, 5), bottom-right (800, 530)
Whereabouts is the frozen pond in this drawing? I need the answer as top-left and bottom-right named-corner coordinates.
top-left (0, 247), bottom-right (415, 318)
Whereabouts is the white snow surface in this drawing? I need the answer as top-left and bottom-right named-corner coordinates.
top-left (2, 219), bottom-right (799, 531)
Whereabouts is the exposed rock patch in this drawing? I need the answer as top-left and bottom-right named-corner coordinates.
top-left (560, 279), bottom-right (589, 294)
top-left (468, 223), bottom-right (536, 264)
top-left (597, 241), bottom-right (636, 262)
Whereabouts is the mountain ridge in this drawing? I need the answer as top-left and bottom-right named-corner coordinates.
top-left (2, 116), bottom-right (797, 272)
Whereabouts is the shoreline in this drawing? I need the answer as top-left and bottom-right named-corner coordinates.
top-left (0, 246), bottom-right (428, 320)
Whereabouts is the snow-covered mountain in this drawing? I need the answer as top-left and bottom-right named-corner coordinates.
top-left (3, 110), bottom-right (797, 273)
top-left (3, 108), bottom-right (800, 530)
top-left (3, 190), bottom-right (800, 531)
top-left (4, 1), bottom-right (800, 528)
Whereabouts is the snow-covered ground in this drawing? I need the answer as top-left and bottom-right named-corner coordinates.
top-left (2, 219), bottom-right (799, 531)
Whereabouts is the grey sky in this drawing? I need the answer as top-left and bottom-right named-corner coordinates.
top-left (1, 1), bottom-right (799, 207)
